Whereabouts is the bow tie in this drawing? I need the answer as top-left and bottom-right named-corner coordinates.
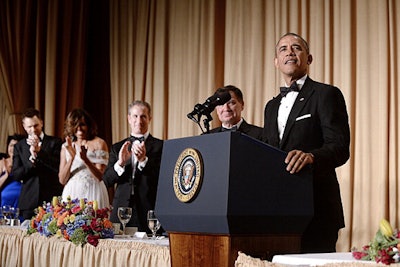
top-left (222, 126), bottom-right (238, 132)
top-left (130, 136), bottom-right (145, 143)
top-left (280, 82), bottom-right (300, 97)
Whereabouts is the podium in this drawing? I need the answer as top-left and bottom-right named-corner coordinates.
top-left (155, 132), bottom-right (313, 266)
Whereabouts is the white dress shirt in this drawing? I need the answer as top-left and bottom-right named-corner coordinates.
top-left (277, 75), bottom-right (307, 140)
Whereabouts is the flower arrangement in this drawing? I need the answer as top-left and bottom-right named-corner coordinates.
top-left (27, 196), bottom-right (114, 247)
top-left (352, 219), bottom-right (400, 265)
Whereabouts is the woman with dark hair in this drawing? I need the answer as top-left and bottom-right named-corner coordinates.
top-left (0, 134), bottom-right (25, 210)
top-left (59, 108), bottom-right (110, 208)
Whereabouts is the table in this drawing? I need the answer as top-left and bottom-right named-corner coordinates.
top-left (0, 226), bottom-right (170, 267)
top-left (272, 252), bottom-right (373, 265)
top-left (235, 251), bottom-right (382, 267)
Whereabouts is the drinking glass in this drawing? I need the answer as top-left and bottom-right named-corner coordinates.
top-left (0, 207), bottom-right (5, 225)
top-left (147, 210), bottom-right (161, 239)
top-left (2, 205), bottom-right (11, 225)
top-left (9, 207), bottom-right (20, 226)
top-left (117, 207), bottom-right (132, 235)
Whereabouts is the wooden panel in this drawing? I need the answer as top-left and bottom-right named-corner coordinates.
top-left (169, 232), bottom-right (230, 267)
top-left (169, 232), bottom-right (301, 266)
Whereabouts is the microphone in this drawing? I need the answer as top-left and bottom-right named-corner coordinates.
top-left (187, 91), bottom-right (231, 121)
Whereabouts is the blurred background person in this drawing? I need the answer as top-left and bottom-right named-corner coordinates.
top-left (12, 108), bottom-right (63, 220)
top-left (59, 108), bottom-right (110, 208)
top-left (103, 100), bottom-right (163, 233)
top-left (208, 85), bottom-right (263, 140)
top-left (0, 134), bottom-right (25, 212)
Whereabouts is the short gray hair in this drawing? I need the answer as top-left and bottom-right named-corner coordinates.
top-left (128, 100), bottom-right (152, 116)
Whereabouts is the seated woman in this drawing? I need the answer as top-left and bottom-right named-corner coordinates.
top-left (0, 134), bottom-right (25, 219)
top-left (59, 108), bottom-right (110, 208)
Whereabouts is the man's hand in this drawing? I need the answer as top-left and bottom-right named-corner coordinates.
top-left (27, 134), bottom-right (41, 155)
top-left (285, 150), bottom-right (314, 174)
top-left (132, 140), bottom-right (146, 162)
top-left (117, 141), bottom-right (132, 167)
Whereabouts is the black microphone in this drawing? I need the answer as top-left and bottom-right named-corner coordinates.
top-left (187, 91), bottom-right (231, 120)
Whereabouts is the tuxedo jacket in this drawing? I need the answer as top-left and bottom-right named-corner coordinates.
top-left (12, 134), bottom-right (63, 219)
top-left (262, 77), bottom-right (350, 230)
top-left (103, 134), bottom-right (163, 232)
top-left (208, 119), bottom-right (263, 140)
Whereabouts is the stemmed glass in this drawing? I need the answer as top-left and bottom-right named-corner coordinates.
top-left (0, 207), bottom-right (5, 225)
top-left (147, 210), bottom-right (161, 239)
top-left (117, 207), bottom-right (132, 236)
top-left (10, 207), bottom-right (20, 226)
top-left (2, 205), bottom-right (11, 225)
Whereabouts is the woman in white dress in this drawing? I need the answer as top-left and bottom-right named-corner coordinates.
top-left (59, 108), bottom-right (110, 208)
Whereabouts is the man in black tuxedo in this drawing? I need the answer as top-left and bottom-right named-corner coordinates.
top-left (103, 100), bottom-right (163, 233)
top-left (12, 108), bottom-right (63, 220)
top-left (262, 33), bottom-right (350, 253)
top-left (208, 85), bottom-right (263, 140)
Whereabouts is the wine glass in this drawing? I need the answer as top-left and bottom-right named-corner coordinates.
top-left (0, 207), bottom-right (5, 225)
top-left (10, 207), bottom-right (20, 226)
top-left (117, 207), bottom-right (132, 235)
top-left (147, 210), bottom-right (161, 239)
top-left (2, 205), bottom-right (11, 225)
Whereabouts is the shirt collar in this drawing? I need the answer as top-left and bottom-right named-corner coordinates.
top-left (131, 131), bottom-right (149, 141)
top-left (222, 118), bottom-right (243, 130)
top-left (284, 74), bottom-right (307, 90)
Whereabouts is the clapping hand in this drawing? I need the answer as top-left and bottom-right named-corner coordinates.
top-left (132, 141), bottom-right (146, 162)
top-left (64, 136), bottom-right (76, 158)
top-left (80, 143), bottom-right (89, 163)
top-left (27, 134), bottom-right (41, 156)
top-left (117, 141), bottom-right (132, 167)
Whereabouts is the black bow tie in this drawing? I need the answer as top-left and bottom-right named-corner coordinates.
top-left (222, 126), bottom-right (238, 132)
top-left (280, 82), bottom-right (300, 97)
top-left (130, 136), bottom-right (145, 143)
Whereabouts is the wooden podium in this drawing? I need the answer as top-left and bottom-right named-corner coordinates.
top-left (155, 132), bottom-right (313, 266)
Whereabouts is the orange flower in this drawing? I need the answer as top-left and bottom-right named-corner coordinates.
top-left (53, 206), bottom-right (62, 217)
top-left (57, 211), bottom-right (69, 227)
top-left (103, 219), bottom-right (112, 228)
top-left (62, 229), bottom-right (70, 240)
top-left (35, 206), bottom-right (46, 223)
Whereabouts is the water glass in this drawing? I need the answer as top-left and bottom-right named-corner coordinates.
top-left (117, 207), bottom-right (132, 235)
top-left (147, 210), bottom-right (161, 239)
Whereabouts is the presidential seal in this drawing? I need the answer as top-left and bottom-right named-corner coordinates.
top-left (173, 148), bottom-right (203, 202)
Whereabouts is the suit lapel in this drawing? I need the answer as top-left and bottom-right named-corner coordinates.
top-left (280, 79), bottom-right (314, 148)
top-left (144, 134), bottom-right (156, 153)
top-left (40, 135), bottom-right (48, 151)
top-left (267, 97), bottom-right (282, 147)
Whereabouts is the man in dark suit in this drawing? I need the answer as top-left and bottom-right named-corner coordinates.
top-left (12, 108), bottom-right (63, 220)
top-left (262, 33), bottom-right (350, 253)
top-left (103, 100), bottom-right (163, 233)
top-left (208, 85), bottom-right (263, 140)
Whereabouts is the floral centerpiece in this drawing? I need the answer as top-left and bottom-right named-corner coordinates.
top-left (27, 196), bottom-right (114, 247)
top-left (352, 219), bottom-right (400, 265)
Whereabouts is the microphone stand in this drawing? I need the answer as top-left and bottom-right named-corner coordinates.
top-left (202, 112), bottom-right (213, 134)
top-left (187, 111), bottom-right (213, 134)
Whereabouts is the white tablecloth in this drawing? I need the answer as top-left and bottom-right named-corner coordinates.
top-left (0, 226), bottom-right (171, 267)
top-left (272, 252), bottom-right (376, 266)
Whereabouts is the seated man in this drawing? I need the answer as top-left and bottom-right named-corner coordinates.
top-left (208, 85), bottom-right (263, 140)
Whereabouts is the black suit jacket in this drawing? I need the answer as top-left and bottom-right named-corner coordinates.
top-left (262, 77), bottom-right (350, 231)
top-left (12, 134), bottom-right (63, 219)
top-left (103, 134), bottom-right (163, 232)
top-left (208, 119), bottom-right (263, 140)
